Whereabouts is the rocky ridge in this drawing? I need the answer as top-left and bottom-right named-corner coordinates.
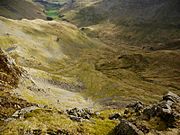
top-left (0, 48), bottom-right (22, 90)
top-left (112, 91), bottom-right (180, 135)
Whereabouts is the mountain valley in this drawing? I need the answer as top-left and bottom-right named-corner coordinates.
top-left (0, 0), bottom-right (179, 135)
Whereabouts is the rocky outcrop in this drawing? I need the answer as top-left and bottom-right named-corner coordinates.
top-left (66, 108), bottom-right (95, 122)
top-left (0, 92), bottom-right (34, 119)
top-left (114, 119), bottom-right (144, 135)
top-left (113, 91), bottom-right (180, 134)
top-left (142, 91), bottom-right (180, 128)
top-left (12, 106), bottom-right (38, 119)
top-left (0, 48), bottom-right (22, 90)
top-left (126, 101), bottom-right (144, 113)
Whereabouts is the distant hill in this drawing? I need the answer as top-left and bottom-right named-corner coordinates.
top-left (0, 0), bottom-right (46, 20)
top-left (61, 0), bottom-right (180, 26)
top-left (60, 0), bottom-right (180, 45)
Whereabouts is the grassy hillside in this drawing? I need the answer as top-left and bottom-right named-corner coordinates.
top-left (0, 0), bottom-right (46, 20)
top-left (0, 15), bottom-right (179, 108)
top-left (0, 1), bottom-right (179, 134)
top-left (60, 0), bottom-right (180, 46)
top-left (0, 16), bottom-right (179, 134)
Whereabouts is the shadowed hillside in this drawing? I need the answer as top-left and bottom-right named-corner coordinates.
top-left (0, 0), bottom-right (46, 20)
top-left (60, 0), bottom-right (180, 45)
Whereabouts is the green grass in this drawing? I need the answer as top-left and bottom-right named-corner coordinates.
top-left (1, 108), bottom-right (120, 135)
top-left (0, 15), bottom-right (180, 134)
top-left (46, 9), bottom-right (59, 19)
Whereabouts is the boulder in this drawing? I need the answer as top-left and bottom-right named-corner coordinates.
top-left (114, 119), bottom-right (144, 135)
top-left (66, 108), bottom-right (94, 122)
top-left (126, 101), bottom-right (144, 112)
top-left (163, 91), bottom-right (180, 103)
top-left (142, 105), bottom-right (157, 120)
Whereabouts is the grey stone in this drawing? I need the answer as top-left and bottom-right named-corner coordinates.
top-left (12, 106), bottom-right (38, 119)
top-left (126, 101), bottom-right (144, 112)
top-left (114, 119), bottom-right (144, 135)
top-left (163, 91), bottom-right (180, 103)
top-left (66, 108), bottom-right (94, 121)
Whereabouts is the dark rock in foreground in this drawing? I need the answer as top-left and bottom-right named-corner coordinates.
top-left (114, 119), bottom-right (144, 135)
top-left (113, 91), bottom-right (180, 135)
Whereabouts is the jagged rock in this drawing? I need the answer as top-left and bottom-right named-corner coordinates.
top-left (114, 119), bottom-right (144, 135)
top-left (142, 105), bottom-right (157, 120)
top-left (66, 108), bottom-right (94, 122)
top-left (142, 101), bottom-right (173, 120)
top-left (126, 101), bottom-right (144, 112)
top-left (0, 48), bottom-right (22, 89)
top-left (12, 106), bottom-right (38, 119)
top-left (142, 91), bottom-right (180, 129)
top-left (113, 92), bottom-right (180, 135)
top-left (109, 113), bottom-right (121, 120)
top-left (163, 91), bottom-right (180, 103)
top-left (136, 125), bottom-right (149, 134)
top-left (143, 92), bottom-right (180, 120)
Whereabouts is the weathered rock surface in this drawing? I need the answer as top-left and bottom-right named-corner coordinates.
top-left (126, 101), bottom-right (144, 112)
top-left (114, 119), bottom-right (144, 135)
top-left (142, 91), bottom-right (180, 128)
top-left (66, 108), bottom-right (94, 122)
top-left (12, 106), bottom-right (38, 119)
top-left (114, 91), bottom-right (180, 134)
top-left (0, 48), bottom-right (22, 90)
top-left (163, 91), bottom-right (180, 103)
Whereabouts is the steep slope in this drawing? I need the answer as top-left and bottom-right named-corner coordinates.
top-left (0, 1), bottom-right (179, 134)
top-left (0, 16), bottom-right (104, 109)
top-left (0, 0), bottom-right (46, 20)
top-left (0, 16), bottom-right (119, 135)
top-left (0, 14), bottom-right (179, 108)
